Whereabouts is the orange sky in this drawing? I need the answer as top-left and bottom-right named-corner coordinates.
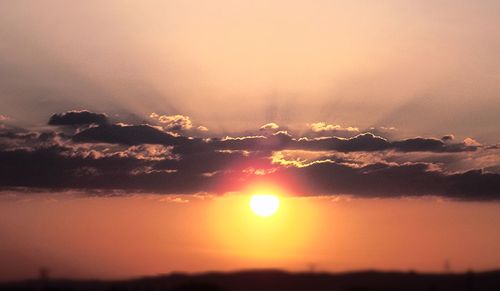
top-left (1, 193), bottom-right (500, 281)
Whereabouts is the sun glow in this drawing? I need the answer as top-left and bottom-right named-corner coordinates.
top-left (249, 194), bottom-right (280, 217)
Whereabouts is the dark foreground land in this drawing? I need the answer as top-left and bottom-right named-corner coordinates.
top-left (2, 270), bottom-right (500, 291)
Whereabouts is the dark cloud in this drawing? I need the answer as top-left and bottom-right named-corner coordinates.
top-left (49, 110), bottom-right (108, 126)
top-left (0, 144), bottom-right (497, 199)
top-left (214, 133), bottom-right (477, 153)
top-left (0, 112), bottom-right (497, 199)
top-left (279, 162), bottom-right (447, 197)
top-left (295, 133), bottom-right (391, 152)
top-left (0, 131), bottom-right (39, 141)
top-left (391, 137), bottom-right (473, 153)
top-left (202, 133), bottom-right (474, 155)
top-left (442, 134), bottom-right (454, 142)
top-left (279, 162), bottom-right (500, 199)
top-left (445, 169), bottom-right (500, 200)
top-left (71, 122), bottom-right (477, 154)
top-left (73, 124), bottom-right (180, 145)
top-left (0, 145), bottom-right (215, 193)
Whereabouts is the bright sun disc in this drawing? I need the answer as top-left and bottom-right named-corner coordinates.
top-left (250, 194), bottom-right (280, 217)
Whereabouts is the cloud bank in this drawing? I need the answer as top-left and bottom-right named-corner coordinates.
top-left (0, 110), bottom-right (498, 200)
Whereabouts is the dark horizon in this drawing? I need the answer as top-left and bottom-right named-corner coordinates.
top-left (3, 268), bottom-right (500, 291)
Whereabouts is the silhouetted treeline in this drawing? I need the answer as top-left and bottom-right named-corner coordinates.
top-left (2, 269), bottom-right (500, 291)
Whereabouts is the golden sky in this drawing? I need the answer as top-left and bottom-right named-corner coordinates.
top-left (1, 193), bottom-right (500, 280)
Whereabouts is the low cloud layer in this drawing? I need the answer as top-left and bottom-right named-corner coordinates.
top-left (0, 110), bottom-right (498, 200)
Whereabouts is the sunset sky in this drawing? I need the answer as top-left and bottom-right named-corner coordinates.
top-left (1, 0), bottom-right (500, 281)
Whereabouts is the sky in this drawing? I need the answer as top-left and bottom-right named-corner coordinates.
top-left (0, 0), bottom-right (500, 281)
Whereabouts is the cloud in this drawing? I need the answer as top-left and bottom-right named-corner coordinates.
top-left (391, 137), bottom-right (470, 153)
top-left (306, 122), bottom-right (359, 137)
top-left (0, 145), bottom-right (215, 193)
top-left (292, 134), bottom-right (477, 153)
top-left (442, 134), bottom-right (454, 142)
top-left (48, 110), bottom-right (109, 126)
top-left (464, 137), bottom-right (481, 147)
top-left (257, 122), bottom-right (283, 137)
top-left (276, 161), bottom-right (500, 200)
top-left (309, 122), bottom-right (359, 133)
top-left (363, 126), bottom-right (398, 139)
top-left (197, 125), bottom-right (209, 132)
top-left (72, 123), bottom-right (181, 145)
top-left (150, 113), bottom-right (193, 131)
top-left (72, 124), bottom-right (478, 155)
top-left (0, 141), bottom-right (497, 199)
top-left (260, 123), bottom-right (280, 131)
top-left (148, 113), bottom-right (210, 136)
top-left (0, 111), bottom-right (497, 199)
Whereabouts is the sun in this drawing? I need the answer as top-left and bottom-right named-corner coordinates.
top-left (249, 194), bottom-right (280, 217)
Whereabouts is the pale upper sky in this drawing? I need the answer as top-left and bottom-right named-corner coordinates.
top-left (1, 0), bottom-right (499, 141)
